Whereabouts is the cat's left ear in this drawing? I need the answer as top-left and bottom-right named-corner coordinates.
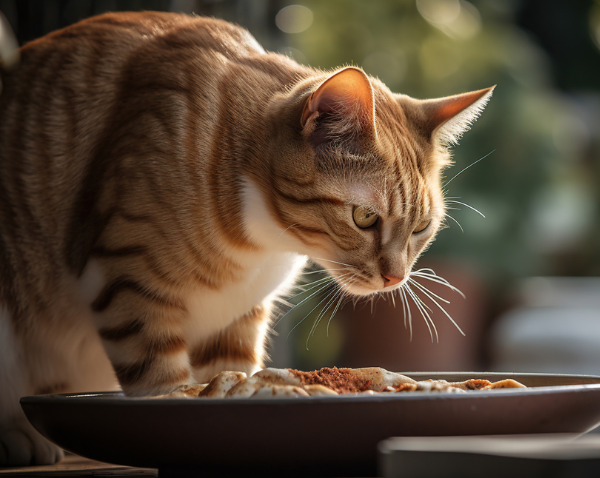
top-left (401, 86), bottom-right (495, 145)
top-left (301, 67), bottom-right (375, 148)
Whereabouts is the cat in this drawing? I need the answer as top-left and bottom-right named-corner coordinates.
top-left (0, 11), bottom-right (493, 466)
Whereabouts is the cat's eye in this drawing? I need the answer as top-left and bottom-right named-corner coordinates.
top-left (353, 206), bottom-right (379, 229)
top-left (413, 220), bottom-right (431, 234)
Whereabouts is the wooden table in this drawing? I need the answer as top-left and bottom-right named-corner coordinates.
top-left (0, 454), bottom-right (157, 477)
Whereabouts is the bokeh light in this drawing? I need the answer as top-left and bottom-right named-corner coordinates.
top-left (275, 5), bottom-right (314, 34)
top-left (416, 0), bottom-right (461, 25)
top-left (416, 0), bottom-right (481, 40)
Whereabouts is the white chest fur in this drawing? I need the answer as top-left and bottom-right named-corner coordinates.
top-left (78, 178), bottom-right (307, 351)
top-left (182, 177), bottom-right (307, 347)
top-left (183, 252), bottom-right (305, 344)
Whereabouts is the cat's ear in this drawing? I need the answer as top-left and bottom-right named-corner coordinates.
top-left (402, 86), bottom-right (495, 145)
top-left (301, 67), bottom-right (375, 148)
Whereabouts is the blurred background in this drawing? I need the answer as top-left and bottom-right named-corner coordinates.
top-left (2, 0), bottom-right (600, 374)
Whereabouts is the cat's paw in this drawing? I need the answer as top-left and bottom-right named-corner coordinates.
top-left (0, 423), bottom-right (64, 466)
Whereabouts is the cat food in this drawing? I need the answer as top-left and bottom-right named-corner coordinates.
top-left (158, 367), bottom-right (525, 399)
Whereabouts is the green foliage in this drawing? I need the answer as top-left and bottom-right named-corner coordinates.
top-left (287, 0), bottom-right (600, 288)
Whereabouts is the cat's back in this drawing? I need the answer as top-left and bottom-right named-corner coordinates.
top-left (0, 11), bottom-right (265, 117)
top-left (8, 11), bottom-right (264, 70)
top-left (1, 11), bottom-right (265, 114)
top-left (0, 12), bottom-right (277, 281)
top-left (0, 11), bottom-right (269, 198)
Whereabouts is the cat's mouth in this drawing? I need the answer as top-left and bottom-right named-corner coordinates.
top-left (331, 272), bottom-right (407, 297)
top-left (310, 258), bottom-right (407, 296)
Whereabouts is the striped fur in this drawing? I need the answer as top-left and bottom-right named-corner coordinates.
top-left (0, 12), bottom-right (492, 465)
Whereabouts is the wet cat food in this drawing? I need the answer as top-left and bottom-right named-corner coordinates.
top-left (158, 367), bottom-right (525, 398)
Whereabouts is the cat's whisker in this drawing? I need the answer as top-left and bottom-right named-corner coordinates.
top-left (303, 273), bottom-right (358, 347)
top-left (285, 276), bottom-right (335, 300)
top-left (416, 298), bottom-right (438, 344)
top-left (287, 281), bottom-right (339, 341)
top-left (309, 280), bottom-right (348, 338)
top-left (403, 286), bottom-right (424, 339)
top-left (278, 223), bottom-right (298, 241)
top-left (410, 269), bottom-right (465, 298)
top-left (294, 270), bottom-right (356, 294)
top-left (446, 200), bottom-right (485, 218)
top-left (444, 214), bottom-right (464, 233)
top-left (444, 206), bottom-right (460, 211)
top-left (408, 278), bottom-right (450, 304)
top-left (399, 287), bottom-right (413, 341)
top-left (301, 267), bottom-right (348, 275)
top-left (311, 257), bottom-right (358, 269)
top-left (405, 283), bottom-right (438, 343)
top-left (274, 298), bottom-right (295, 308)
top-left (275, 274), bottom-right (349, 328)
top-left (315, 285), bottom-right (351, 341)
top-left (290, 270), bottom-right (359, 346)
top-left (398, 289), bottom-right (407, 327)
top-left (327, 288), bottom-right (348, 336)
top-left (442, 149), bottom-right (496, 188)
top-left (411, 270), bottom-right (463, 293)
top-left (300, 269), bottom-right (354, 288)
top-left (305, 288), bottom-right (340, 347)
top-left (294, 274), bottom-right (332, 288)
top-left (409, 278), bottom-right (465, 336)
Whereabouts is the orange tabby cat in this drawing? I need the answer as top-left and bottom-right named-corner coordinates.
top-left (0, 11), bottom-right (493, 465)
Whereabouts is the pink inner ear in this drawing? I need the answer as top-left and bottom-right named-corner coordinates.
top-left (429, 87), bottom-right (493, 128)
top-left (301, 67), bottom-right (374, 127)
top-left (310, 89), bottom-right (340, 115)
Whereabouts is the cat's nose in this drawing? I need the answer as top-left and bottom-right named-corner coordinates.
top-left (381, 274), bottom-right (403, 287)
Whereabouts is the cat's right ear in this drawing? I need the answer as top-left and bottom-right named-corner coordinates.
top-left (301, 67), bottom-right (375, 148)
top-left (399, 86), bottom-right (495, 146)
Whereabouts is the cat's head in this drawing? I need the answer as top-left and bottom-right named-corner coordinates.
top-left (258, 67), bottom-right (493, 297)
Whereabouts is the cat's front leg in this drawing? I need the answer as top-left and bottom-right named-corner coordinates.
top-left (90, 274), bottom-right (193, 396)
top-left (0, 311), bottom-right (64, 465)
top-left (189, 305), bottom-right (270, 384)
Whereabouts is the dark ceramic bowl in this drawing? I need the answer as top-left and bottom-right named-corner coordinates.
top-left (21, 372), bottom-right (600, 477)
